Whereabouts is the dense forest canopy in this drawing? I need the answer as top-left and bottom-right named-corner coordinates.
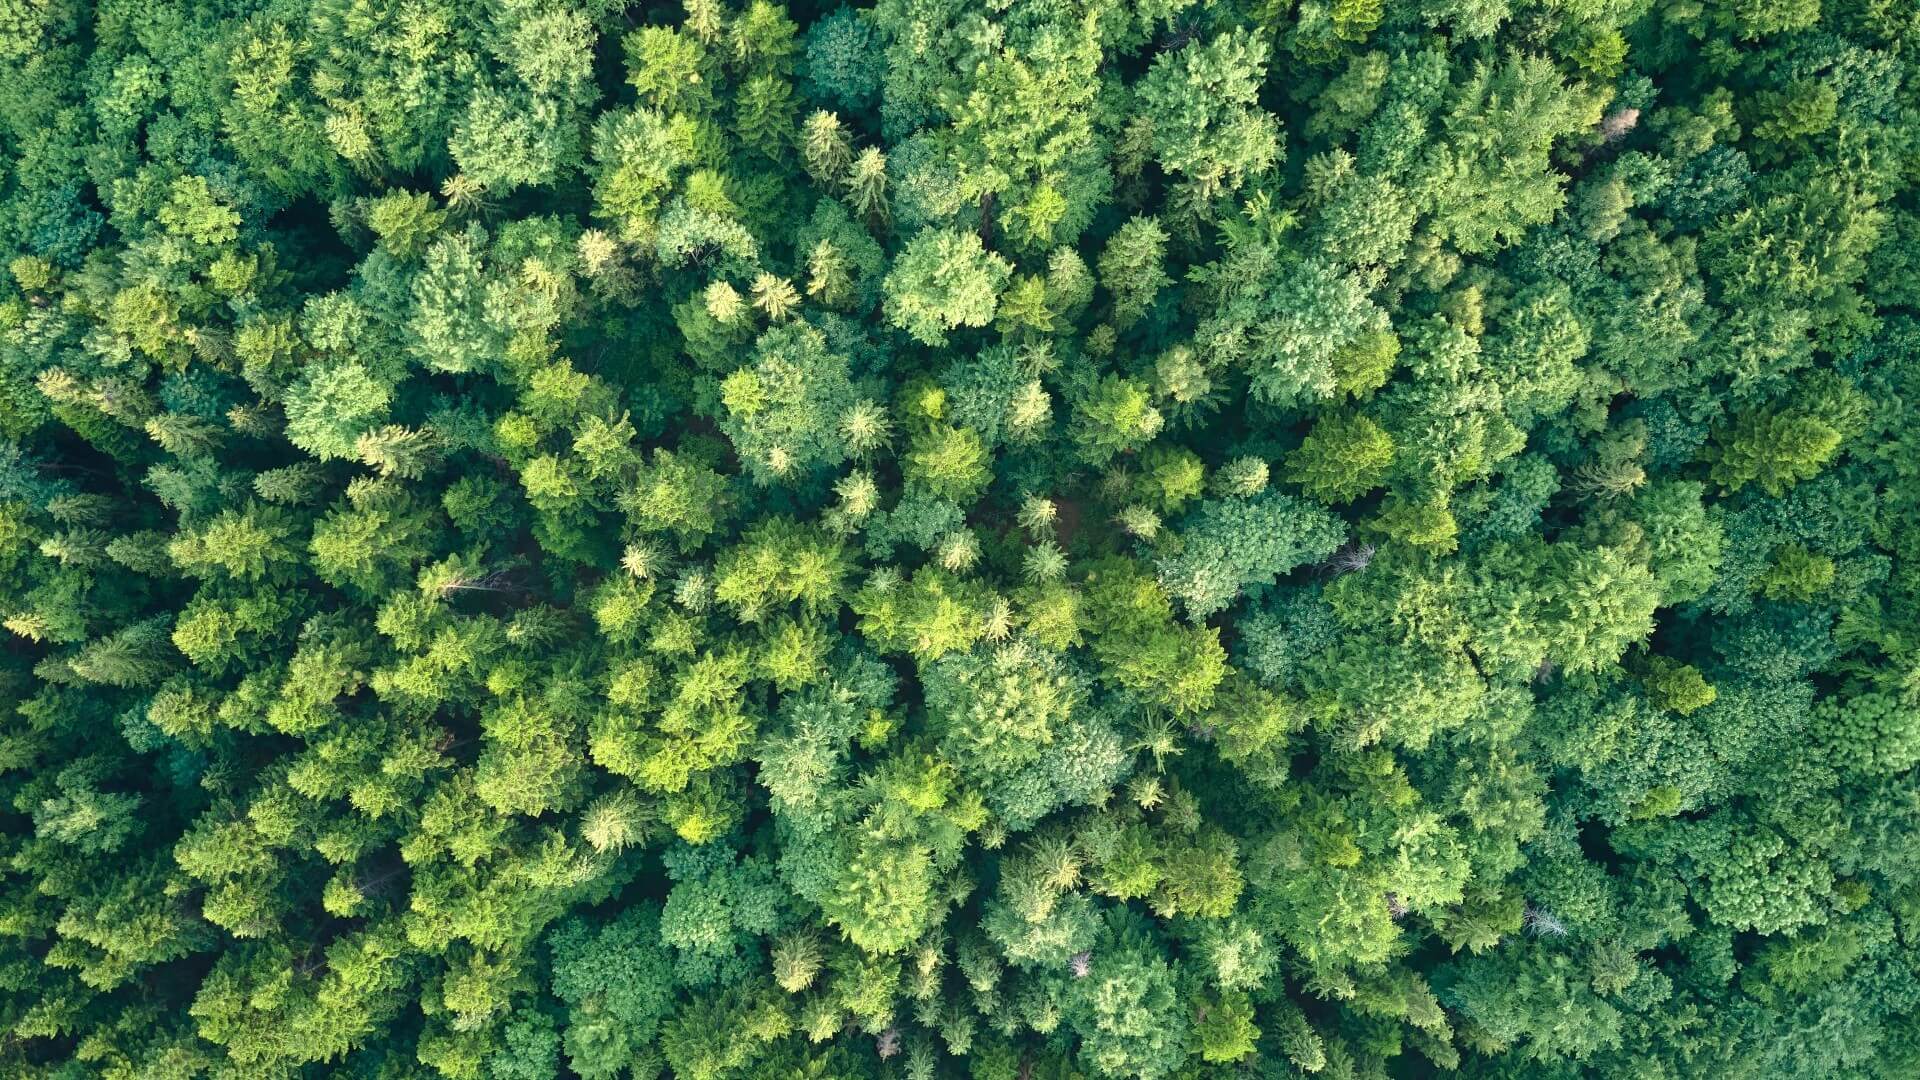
top-left (1, 0), bottom-right (1917, 1076)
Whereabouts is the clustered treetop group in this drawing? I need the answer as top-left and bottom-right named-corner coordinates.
top-left (1, 0), bottom-right (1917, 1078)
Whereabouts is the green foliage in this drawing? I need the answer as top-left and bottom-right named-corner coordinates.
top-left (548, 907), bottom-right (675, 1078)
top-left (1284, 412), bottom-right (1396, 504)
top-left (1136, 30), bottom-right (1282, 210)
top-left (1, 2), bottom-right (1915, 1078)
top-left (1063, 911), bottom-right (1190, 1079)
top-left (883, 228), bottom-right (1014, 346)
top-left (719, 322), bottom-right (862, 483)
top-left (1707, 378), bottom-right (1868, 496)
top-left (922, 641), bottom-right (1129, 831)
top-left (1155, 492), bottom-right (1346, 619)
top-left (282, 361), bottom-right (391, 457)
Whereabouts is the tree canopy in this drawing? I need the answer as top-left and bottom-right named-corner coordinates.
top-left (2, 0), bottom-right (1919, 1078)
